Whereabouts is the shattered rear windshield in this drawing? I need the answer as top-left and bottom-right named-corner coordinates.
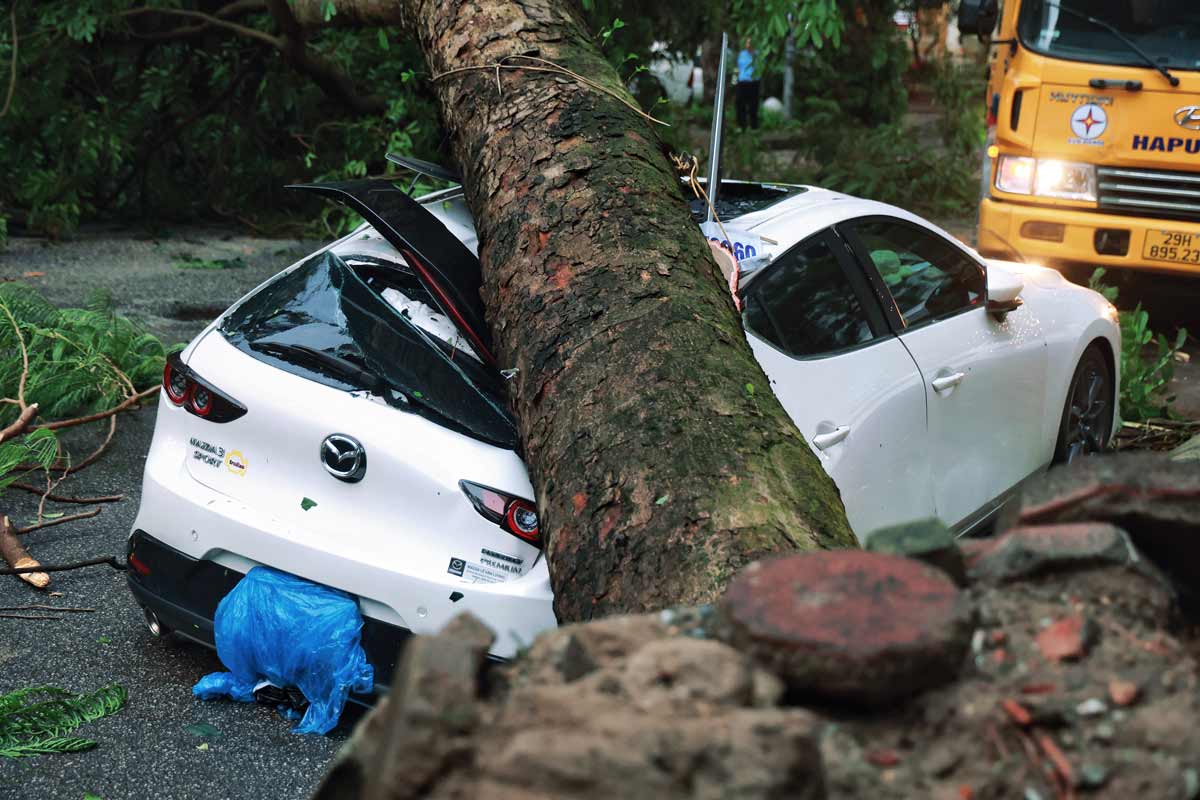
top-left (218, 250), bottom-right (518, 449)
top-left (687, 181), bottom-right (804, 223)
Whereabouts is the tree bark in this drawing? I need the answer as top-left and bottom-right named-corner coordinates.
top-left (324, 0), bottom-right (857, 621)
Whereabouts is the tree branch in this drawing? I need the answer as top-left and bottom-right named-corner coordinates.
top-left (265, 0), bottom-right (386, 116)
top-left (0, 403), bottom-right (37, 445)
top-left (15, 506), bottom-right (102, 535)
top-left (7, 484), bottom-right (124, 504)
top-left (126, 0), bottom-right (270, 43)
top-left (31, 384), bottom-right (157, 432)
top-left (117, 7), bottom-right (282, 48)
top-left (0, 0), bottom-right (17, 119)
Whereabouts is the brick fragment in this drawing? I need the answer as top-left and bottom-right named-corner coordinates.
top-left (1108, 678), bottom-right (1140, 707)
top-left (1036, 615), bottom-right (1091, 662)
top-left (967, 522), bottom-right (1138, 584)
top-left (717, 552), bottom-right (974, 705)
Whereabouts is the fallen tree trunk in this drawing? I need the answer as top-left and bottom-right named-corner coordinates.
top-left (0, 515), bottom-right (48, 589)
top-left (316, 0), bottom-right (857, 621)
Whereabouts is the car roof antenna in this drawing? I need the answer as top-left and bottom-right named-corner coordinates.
top-left (705, 32), bottom-right (729, 225)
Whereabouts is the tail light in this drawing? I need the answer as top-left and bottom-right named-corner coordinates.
top-left (459, 480), bottom-right (541, 548)
top-left (162, 353), bottom-right (247, 423)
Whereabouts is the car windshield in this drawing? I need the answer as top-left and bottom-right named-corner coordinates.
top-left (218, 250), bottom-right (518, 449)
top-left (1018, 0), bottom-right (1200, 72)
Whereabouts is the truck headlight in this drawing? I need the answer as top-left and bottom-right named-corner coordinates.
top-left (995, 156), bottom-right (1096, 202)
top-left (1034, 160), bottom-right (1097, 201)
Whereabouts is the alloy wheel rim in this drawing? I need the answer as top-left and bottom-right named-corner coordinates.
top-left (1064, 367), bottom-right (1108, 463)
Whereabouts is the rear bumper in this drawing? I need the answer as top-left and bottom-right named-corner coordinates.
top-left (132, 396), bottom-right (557, 659)
top-left (979, 198), bottom-right (1200, 277)
top-left (126, 530), bottom-right (412, 700)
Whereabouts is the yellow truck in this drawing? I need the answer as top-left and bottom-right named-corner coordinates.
top-left (959, 0), bottom-right (1200, 278)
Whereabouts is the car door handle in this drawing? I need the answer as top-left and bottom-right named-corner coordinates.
top-left (812, 426), bottom-right (851, 450)
top-left (931, 372), bottom-right (966, 393)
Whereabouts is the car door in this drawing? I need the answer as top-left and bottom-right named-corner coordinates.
top-left (741, 229), bottom-right (934, 540)
top-left (841, 216), bottom-right (1049, 531)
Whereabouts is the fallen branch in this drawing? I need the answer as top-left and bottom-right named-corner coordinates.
top-left (0, 516), bottom-right (47, 589)
top-left (32, 384), bottom-right (158, 432)
top-left (0, 555), bottom-right (124, 576)
top-left (7, 484), bottom-right (123, 504)
top-left (15, 506), bottom-right (102, 535)
top-left (16, 415), bottom-right (118, 475)
top-left (0, 402), bottom-right (37, 445)
top-left (0, 605), bottom-right (94, 612)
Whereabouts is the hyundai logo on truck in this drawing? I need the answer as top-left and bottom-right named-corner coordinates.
top-left (1175, 106), bottom-right (1200, 131)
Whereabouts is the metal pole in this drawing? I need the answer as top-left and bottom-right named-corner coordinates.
top-left (783, 28), bottom-right (795, 120)
top-left (705, 32), bottom-right (729, 224)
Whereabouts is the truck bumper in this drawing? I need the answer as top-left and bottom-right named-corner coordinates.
top-left (979, 198), bottom-right (1200, 277)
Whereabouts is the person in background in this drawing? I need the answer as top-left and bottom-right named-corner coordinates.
top-left (735, 37), bottom-right (760, 130)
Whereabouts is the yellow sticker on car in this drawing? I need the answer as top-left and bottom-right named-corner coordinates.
top-left (225, 449), bottom-right (248, 477)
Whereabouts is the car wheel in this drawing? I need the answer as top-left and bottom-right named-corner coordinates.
top-left (1053, 344), bottom-right (1114, 465)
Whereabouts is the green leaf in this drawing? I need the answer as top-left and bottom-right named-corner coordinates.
top-left (300, 497), bottom-right (317, 511)
top-left (0, 684), bottom-right (126, 758)
top-left (655, 494), bottom-right (670, 505)
top-left (184, 722), bottom-right (222, 739)
top-left (744, 382), bottom-right (755, 397)
top-left (96, 636), bottom-right (110, 644)
top-left (377, 30), bottom-right (389, 51)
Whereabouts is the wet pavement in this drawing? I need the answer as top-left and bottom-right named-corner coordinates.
top-left (0, 228), bottom-right (345, 800)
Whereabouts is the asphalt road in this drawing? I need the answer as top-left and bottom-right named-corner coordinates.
top-left (0, 229), bottom-right (347, 800)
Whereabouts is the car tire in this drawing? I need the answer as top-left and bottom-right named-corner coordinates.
top-left (1053, 343), bottom-right (1114, 465)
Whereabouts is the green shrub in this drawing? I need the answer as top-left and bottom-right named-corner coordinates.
top-left (929, 58), bottom-right (987, 157)
top-left (1088, 268), bottom-right (1188, 422)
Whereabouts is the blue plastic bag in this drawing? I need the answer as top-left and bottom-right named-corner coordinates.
top-left (193, 566), bottom-right (373, 735)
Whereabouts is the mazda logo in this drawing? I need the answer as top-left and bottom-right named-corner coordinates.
top-left (1175, 105), bottom-right (1200, 131)
top-left (321, 434), bottom-right (366, 483)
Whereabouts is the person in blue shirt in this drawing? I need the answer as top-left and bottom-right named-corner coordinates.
top-left (735, 38), bottom-right (760, 130)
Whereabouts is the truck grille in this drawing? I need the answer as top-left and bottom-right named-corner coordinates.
top-left (1097, 167), bottom-right (1200, 223)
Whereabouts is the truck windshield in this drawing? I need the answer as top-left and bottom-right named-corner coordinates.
top-left (1018, 1), bottom-right (1200, 72)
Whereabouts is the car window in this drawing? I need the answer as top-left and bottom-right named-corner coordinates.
top-left (848, 219), bottom-right (985, 327)
top-left (743, 233), bottom-right (876, 358)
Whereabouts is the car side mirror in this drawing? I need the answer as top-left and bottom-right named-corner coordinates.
top-left (986, 270), bottom-right (1024, 319)
top-left (958, 0), bottom-right (999, 40)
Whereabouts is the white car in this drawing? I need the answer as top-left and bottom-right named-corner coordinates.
top-left (126, 163), bottom-right (1120, 692)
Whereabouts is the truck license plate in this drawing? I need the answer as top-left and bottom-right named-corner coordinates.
top-left (1143, 229), bottom-right (1200, 265)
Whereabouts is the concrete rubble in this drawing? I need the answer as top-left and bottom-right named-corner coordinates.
top-left (315, 454), bottom-right (1200, 800)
